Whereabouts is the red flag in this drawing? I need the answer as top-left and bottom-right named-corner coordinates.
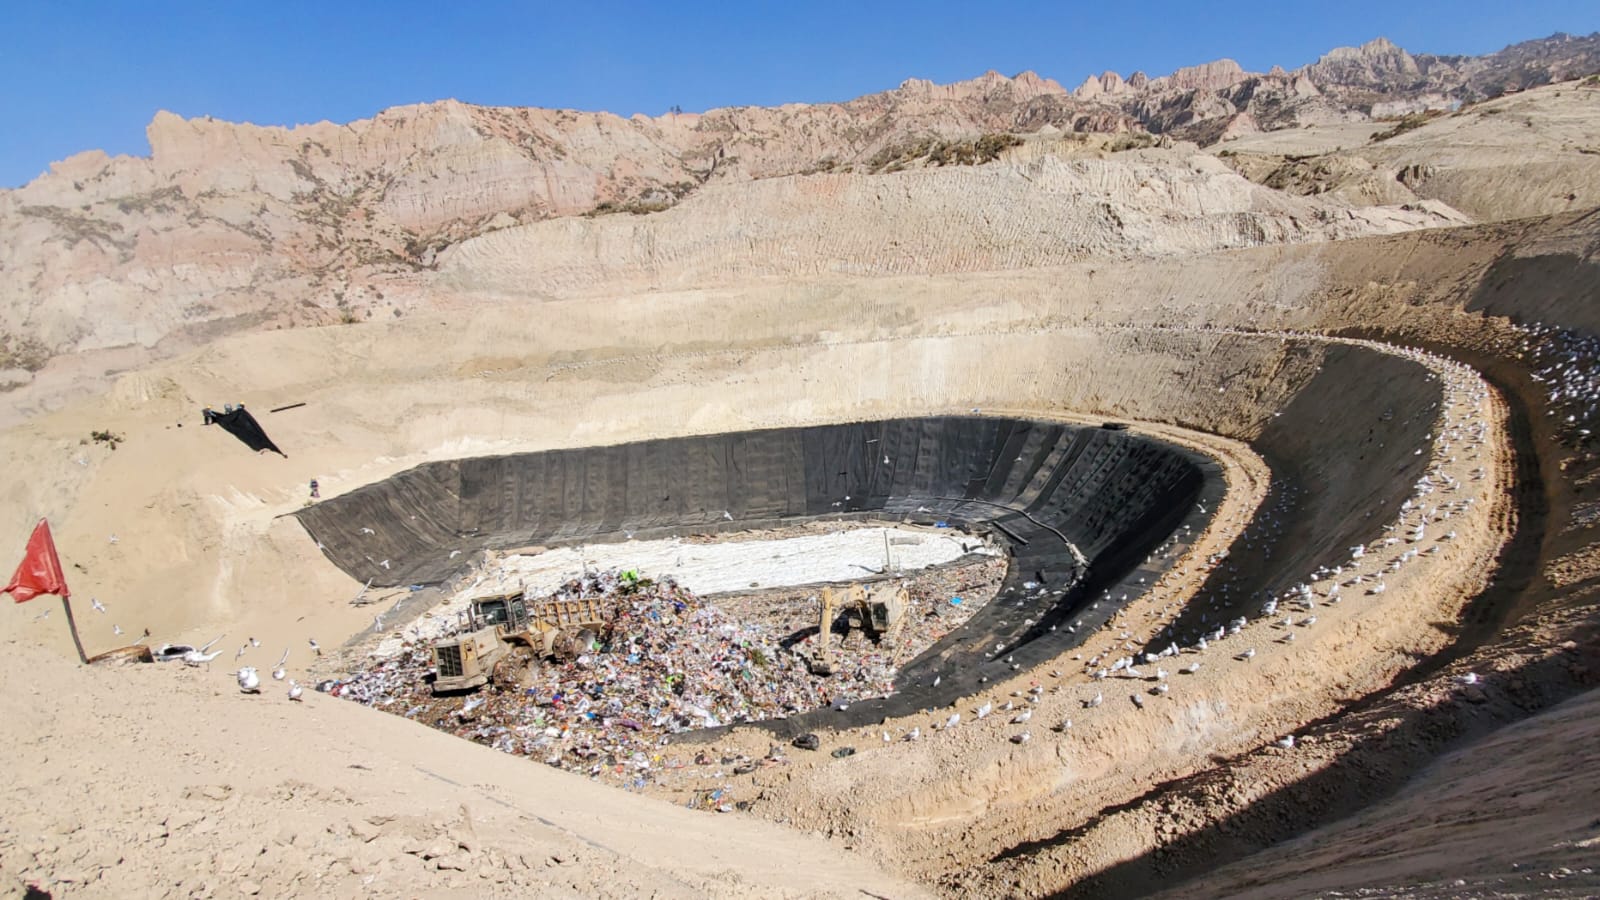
top-left (3, 518), bottom-right (71, 603)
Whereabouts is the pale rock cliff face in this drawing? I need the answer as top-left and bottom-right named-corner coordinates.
top-left (1151, 58), bottom-right (1248, 93)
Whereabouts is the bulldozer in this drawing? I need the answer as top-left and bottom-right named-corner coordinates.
top-left (431, 589), bottom-right (606, 693)
top-left (808, 582), bottom-right (908, 677)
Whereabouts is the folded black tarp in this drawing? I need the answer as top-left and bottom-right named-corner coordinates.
top-left (203, 407), bottom-right (286, 457)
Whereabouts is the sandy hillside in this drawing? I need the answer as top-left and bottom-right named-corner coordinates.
top-left (0, 640), bottom-right (925, 899)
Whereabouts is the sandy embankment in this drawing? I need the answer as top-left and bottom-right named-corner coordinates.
top-left (0, 640), bottom-right (928, 899)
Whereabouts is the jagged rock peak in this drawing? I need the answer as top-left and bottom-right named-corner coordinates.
top-left (1074, 70), bottom-right (1129, 99)
top-left (1153, 58), bottom-right (1249, 92)
top-left (898, 69), bottom-right (1067, 100)
top-left (1302, 36), bottom-right (1421, 84)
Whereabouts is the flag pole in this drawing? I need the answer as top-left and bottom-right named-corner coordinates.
top-left (59, 595), bottom-right (89, 664)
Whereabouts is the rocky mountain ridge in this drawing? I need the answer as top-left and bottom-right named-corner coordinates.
top-left (1, 32), bottom-right (1595, 373)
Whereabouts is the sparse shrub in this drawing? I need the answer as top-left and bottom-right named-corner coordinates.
top-left (1105, 132), bottom-right (1158, 153)
top-left (0, 334), bottom-right (51, 372)
top-left (90, 429), bottom-right (125, 450)
top-left (1372, 111), bottom-right (1443, 141)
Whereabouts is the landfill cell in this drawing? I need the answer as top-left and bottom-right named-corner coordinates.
top-left (295, 416), bottom-right (1222, 728)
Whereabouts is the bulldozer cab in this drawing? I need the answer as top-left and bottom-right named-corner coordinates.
top-left (470, 594), bottom-right (530, 632)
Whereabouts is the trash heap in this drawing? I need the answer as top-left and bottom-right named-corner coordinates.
top-left (331, 566), bottom-right (995, 786)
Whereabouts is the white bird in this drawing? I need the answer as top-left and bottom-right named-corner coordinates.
top-left (1084, 692), bottom-right (1103, 708)
top-left (1130, 693), bottom-right (1145, 709)
top-left (107, 534), bottom-right (119, 544)
top-left (449, 549), bottom-right (462, 559)
top-left (882, 731), bottom-right (892, 743)
top-left (1237, 648), bottom-right (1256, 661)
top-left (358, 527), bottom-right (375, 535)
top-left (183, 635), bottom-right (225, 668)
top-left (1454, 672), bottom-right (1479, 686)
top-left (1276, 735), bottom-right (1295, 749)
top-left (460, 696), bottom-right (485, 716)
top-left (235, 645), bottom-right (248, 660)
top-left (932, 675), bottom-right (941, 687)
top-left (236, 667), bottom-right (261, 693)
top-left (1010, 732), bottom-right (1031, 744)
top-left (287, 680), bottom-right (304, 701)
top-left (942, 714), bottom-right (961, 730)
top-left (309, 638), bottom-right (321, 656)
top-left (378, 559), bottom-right (391, 570)
top-left (1011, 709), bottom-right (1032, 724)
top-left (34, 608), bottom-right (49, 621)
top-left (1182, 661), bottom-right (1201, 674)
top-left (1153, 683), bottom-right (1169, 695)
top-left (90, 597), bottom-right (106, 614)
top-left (905, 727), bottom-right (921, 742)
top-left (722, 510), bottom-right (734, 521)
top-left (112, 624), bottom-right (123, 636)
top-left (1055, 719), bottom-right (1072, 732)
top-left (249, 637), bottom-right (260, 648)
top-left (373, 614), bottom-right (385, 632)
top-left (975, 702), bottom-right (993, 720)
top-left (272, 649), bottom-right (289, 680)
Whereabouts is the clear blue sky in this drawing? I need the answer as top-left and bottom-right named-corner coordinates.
top-left (3, 0), bottom-right (1595, 187)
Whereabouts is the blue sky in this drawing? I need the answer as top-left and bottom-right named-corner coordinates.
top-left (3, 0), bottom-right (1595, 188)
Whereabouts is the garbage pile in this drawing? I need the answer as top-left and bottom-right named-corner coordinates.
top-left (332, 563), bottom-right (1000, 786)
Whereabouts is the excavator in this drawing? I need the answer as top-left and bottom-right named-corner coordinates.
top-left (808, 582), bottom-right (909, 676)
top-left (430, 589), bottom-right (605, 693)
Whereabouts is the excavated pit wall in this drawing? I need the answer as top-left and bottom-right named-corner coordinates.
top-left (296, 416), bottom-right (1218, 724)
top-left (294, 329), bottom-right (1445, 731)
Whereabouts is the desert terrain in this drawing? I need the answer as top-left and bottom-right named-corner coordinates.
top-left (3, 32), bottom-right (1600, 899)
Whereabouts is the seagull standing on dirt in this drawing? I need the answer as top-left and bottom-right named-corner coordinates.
top-left (1276, 735), bottom-right (1296, 749)
top-left (309, 638), bottom-right (322, 656)
top-left (288, 680), bottom-right (304, 701)
top-left (236, 667), bottom-right (261, 693)
top-left (1084, 692), bottom-right (1103, 709)
top-left (272, 649), bottom-right (289, 680)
